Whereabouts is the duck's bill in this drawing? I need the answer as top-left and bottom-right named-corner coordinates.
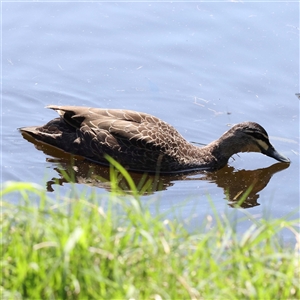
top-left (264, 146), bottom-right (290, 163)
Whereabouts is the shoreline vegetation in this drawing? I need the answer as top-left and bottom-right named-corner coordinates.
top-left (1, 163), bottom-right (299, 299)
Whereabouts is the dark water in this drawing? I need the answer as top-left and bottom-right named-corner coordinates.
top-left (2, 3), bottom-right (299, 230)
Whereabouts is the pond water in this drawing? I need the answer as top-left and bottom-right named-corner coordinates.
top-left (2, 3), bottom-right (299, 231)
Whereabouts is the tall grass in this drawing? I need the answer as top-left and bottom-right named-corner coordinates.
top-left (1, 174), bottom-right (299, 299)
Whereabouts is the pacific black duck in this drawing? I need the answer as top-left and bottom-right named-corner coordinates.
top-left (20, 105), bottom-right (290, 173)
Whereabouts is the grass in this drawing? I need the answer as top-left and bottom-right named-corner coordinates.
top-left (1, 163), bottom-right (299, 299)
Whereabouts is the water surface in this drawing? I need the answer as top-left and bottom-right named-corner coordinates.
top-left (2, 2), bottom-right (299, 230)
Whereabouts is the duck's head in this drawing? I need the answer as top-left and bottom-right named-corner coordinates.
top-left (224, 122), bottom-right (290, 163)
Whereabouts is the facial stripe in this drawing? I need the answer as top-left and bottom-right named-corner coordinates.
top-left (256, 139), bottom-right (269, 151)
top-left (243, 129), bottom-right (269, 141)
top-left (243, 129), bottom-right (271, 152)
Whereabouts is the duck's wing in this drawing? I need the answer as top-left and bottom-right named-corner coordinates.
top-left (48, 105), bottom-right (184, 146)
top-left (47, 105), bottom-right (188, 164)
top-left (47, 105), bottom-right (153, 127)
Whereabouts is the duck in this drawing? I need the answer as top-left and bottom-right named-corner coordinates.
top-left (20, 105), bottom-right (290, 173)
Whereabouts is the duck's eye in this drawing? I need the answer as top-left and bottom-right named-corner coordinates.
top-left (250, 132), bottom-right (269, 142)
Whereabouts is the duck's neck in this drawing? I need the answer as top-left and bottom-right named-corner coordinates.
top-left (211, 136), bottom-right (240, 157)
top-left (193, 134), bottom-right (240, 170)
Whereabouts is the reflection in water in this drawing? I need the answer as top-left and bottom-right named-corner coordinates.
top-left (21, 132), bottom-right (290, 209)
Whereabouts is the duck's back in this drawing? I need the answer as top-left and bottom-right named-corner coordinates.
top-left (21, 106), bottom-right (202, 173)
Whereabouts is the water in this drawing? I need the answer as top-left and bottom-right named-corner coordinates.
top-left (2, 2), bottom-right (299, 230)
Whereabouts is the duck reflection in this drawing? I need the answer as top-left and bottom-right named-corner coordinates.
top-left (21, 132), bottom-right (290, 209)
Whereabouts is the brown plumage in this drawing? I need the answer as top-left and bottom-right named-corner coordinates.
top-left (20, 105), bottom-right (290, 173)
